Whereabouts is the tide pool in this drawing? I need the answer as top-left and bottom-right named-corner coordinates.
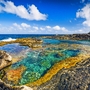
top-left (0, 38), bottom-right (89, 86)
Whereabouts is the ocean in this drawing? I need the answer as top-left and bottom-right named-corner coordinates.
top-left (0, 34), bottom-right (55, 40)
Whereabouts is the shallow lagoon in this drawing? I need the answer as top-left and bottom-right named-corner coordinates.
top-left (0, 38), bottom-right (90, 86)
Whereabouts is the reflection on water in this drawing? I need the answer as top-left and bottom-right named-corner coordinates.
top-left (0, 43), bottom-right (29, 53)
top-left (0, 43), bottom-right (31, 62)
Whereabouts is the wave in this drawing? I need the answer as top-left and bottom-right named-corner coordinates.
top-left (1, 38), bottom-right (16, 42)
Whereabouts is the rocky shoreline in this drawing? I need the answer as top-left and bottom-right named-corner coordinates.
top-left (0, 57), bottom-right (90, 90)
top-left (0, 36), bottom-right (90, 90)
top-left (42, 32), bottom-right (90, 40)
top-left (0, 38), bottom-right (43, 49)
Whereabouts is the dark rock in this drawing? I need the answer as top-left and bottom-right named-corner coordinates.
top-left (41, 33), bottom-right (90, 40)
top-left (0, 80), bottom-right (33, 90)
top-left (0, 80), bottom-right (13, 90)
top-left (88, 32), bottom-right (90, 34)
top-left (37, 58), bottom-right (90, 90)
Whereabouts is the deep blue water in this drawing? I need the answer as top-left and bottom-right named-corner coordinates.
top-left (0, 34), bottom-right (55, 40)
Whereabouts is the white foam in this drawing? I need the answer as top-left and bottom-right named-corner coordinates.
top-left (1, 38), bottom-right (16, 42)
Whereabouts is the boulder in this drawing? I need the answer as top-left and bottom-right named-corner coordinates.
top-left (0, 50), bottom-right (12, 70)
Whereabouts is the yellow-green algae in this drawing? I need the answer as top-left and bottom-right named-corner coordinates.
top-left (26, 53), bottom-right (90, 87)
top-left (0, 38), bottom-right (43, 49)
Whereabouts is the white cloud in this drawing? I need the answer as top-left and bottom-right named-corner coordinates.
top-left (33, 26), bottom-right (39, 30)
top-left (76, 4), bottom-right (90, 27)
top-left (13, 23), bottom-right (31, 30)
top-left (0, 22), bottom-right (69, 34)
top-left (46, 26), bottom-right (51, 29)
top-left (0, 0), bottom-right (47, 20)
top-left (13, 23), bottom-right (22, 30)
top-left (53, 25), bottom-right (61, 30)
top-left (61, 27), bottom-right (68, 31)
top-left (52, 25), bottom-right (68, 32)
top-left (21, 23), bottom-right (30, 28)
top-left (40, 27), bottom-right (45, 30)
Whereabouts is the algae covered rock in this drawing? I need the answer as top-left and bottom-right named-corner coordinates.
top-left (0, 50), bottom-right (12, 70)
top-left (5, 65), bottom-right (26, 85)
top-left (37, 58), bottom-right (90, 90)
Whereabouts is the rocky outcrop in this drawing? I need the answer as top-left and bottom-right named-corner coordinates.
top-left (37, 58), bottom-right (90, 90)
top-left (42, 33), bottom-right (90, 40)
top-left (0, 50), bottom-right (12, 70)
top-left (0, 38), bottom-right (43, 49)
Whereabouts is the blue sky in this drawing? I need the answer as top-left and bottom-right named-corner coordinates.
top-left (0, 0), bottom-right (90, 34)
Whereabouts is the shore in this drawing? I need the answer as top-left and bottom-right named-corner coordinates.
top-left (41, 33), bottom-right (90, 40)
top-left (0, 34), bottom-right (90, 90)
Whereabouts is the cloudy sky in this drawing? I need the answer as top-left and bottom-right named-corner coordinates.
top-left (0, 0), bottom-right (90, 34)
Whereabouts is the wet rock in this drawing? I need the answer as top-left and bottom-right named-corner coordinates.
top-left (37, 58), bottom-right (90, 90)
top-left (0, 79), bottom-right (33, 90)
top-left (0, 50), bottom-right (12, 70)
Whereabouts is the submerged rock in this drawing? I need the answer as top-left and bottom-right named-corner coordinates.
top-left (0, 50), bottom-right (12, 70)
top-left (37, 58), bottom-right (90, 90)
top-left (3, 65), bottom-right (26, 85)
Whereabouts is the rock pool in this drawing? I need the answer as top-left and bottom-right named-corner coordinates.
top-left (0, 38), bottom-right (90, 86)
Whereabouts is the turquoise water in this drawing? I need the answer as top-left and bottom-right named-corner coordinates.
top-left (8, 39), bottom-right (80, 85)
top-left (0, 39), bottom-right (87, 85)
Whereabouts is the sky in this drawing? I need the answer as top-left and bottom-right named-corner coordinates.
top-left (0, 0), bottom-right (90, 34)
